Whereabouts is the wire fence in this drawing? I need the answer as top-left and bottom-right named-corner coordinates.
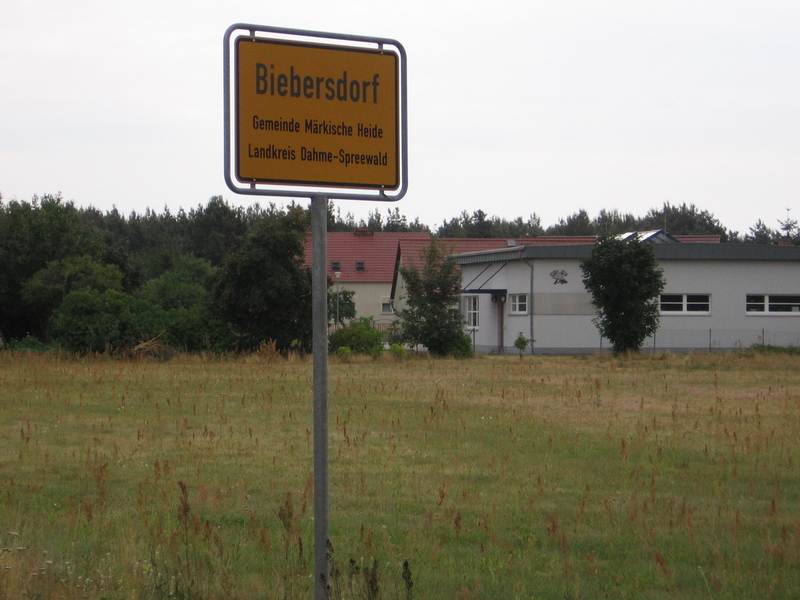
top-left (485, 328), bottom-right (800, 355)
top-left (641, 328), bottom-right (800, 351)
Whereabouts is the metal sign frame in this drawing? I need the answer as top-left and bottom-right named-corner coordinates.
top-left (224, 24), bottom-right (408, 201)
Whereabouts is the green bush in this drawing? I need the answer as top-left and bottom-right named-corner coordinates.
top-left (137, 254), bottom-right (215, 311)
top-left (451, 332), bottom-right (474, 358)
top-left (328, 318), bottom-right (384, 356)
top-left (513, 332), bottom-right (533, 358)
top-left (749, 343), bottom-right (800, 356)
top-left (389, 343), bottom-right (408, 359)
top-left (335, 346), bottom-right (353, 362)
top-left (162, 307), bottom-right (234, 352)
top-left (7, 335), bottom-right (54, 355)
top-left (51, 289), bottom-right (166, 352)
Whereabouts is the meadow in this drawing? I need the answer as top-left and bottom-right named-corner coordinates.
top-left (1, 349), bottom-right (799, 599)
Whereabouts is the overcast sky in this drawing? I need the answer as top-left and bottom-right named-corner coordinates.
top-left (2, 0), bottom-right (798, 234)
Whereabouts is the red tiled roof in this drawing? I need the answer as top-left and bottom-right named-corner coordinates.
top-left (520, 236), bottom-right (597, 245)
top-left (398, 237), bottom-right (599, 269)
top-left (304, 231), bottom-right (430, 283)
top-left (304, 232), bottom-right (722, 287)
top-left (443, 239), bottom-right (518, 254)
top-left (673, 235), bottom-right (721, 243)
top-left (395, 237), bottom-right (434, 272)
top-left (394, 239), bottom-right (495, 275)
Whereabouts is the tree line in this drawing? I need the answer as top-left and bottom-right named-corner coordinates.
top-left (0, 192), bottom-right (796, 353)
top-left (332, 203), bottom-right (799, 244)
top-left (430, 206), bottom-right (797, 243)
top-left (0, 194), bottom-right (311, 353)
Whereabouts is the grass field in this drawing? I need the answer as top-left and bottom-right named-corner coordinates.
top-left (1, 349), bottom-right (799, 599)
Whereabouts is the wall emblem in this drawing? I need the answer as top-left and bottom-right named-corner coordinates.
top-left (550, 269), bottom-right (568, 285)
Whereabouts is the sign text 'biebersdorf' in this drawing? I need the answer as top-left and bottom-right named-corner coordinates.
top-left (235, 37), bottom-right (399, 189)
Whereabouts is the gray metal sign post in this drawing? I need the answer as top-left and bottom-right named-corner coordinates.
top-left (224, 24), bottom-right (406, 600)
top-left (310, 194), bottom-right (330, 598)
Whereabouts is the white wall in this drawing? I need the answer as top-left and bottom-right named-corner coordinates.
top-left (461, 256), bottom-right (800, 353)
top-left (340, 282), bottom-right (397, 327)
top-left (654, 259), bottom-right (800, 349)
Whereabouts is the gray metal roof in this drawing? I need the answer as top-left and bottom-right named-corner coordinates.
top-left (453, 243), bottom-right (800, 265)
top-left (652, 243), bottom-right (800, 261)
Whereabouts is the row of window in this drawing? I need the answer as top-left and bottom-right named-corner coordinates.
top-left (661, 293), bottom-right (800, 314)
top-left (745, 294), bottom-right (800, 313)
top-left (460, 293), bottom-right (800, 327)
top-left (331, 261), bottom-right (366, 272)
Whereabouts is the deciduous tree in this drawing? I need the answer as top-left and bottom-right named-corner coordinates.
top-left (328, 287), bottom-right (356, 329)
top-left (211, 207), bottom-right (312, 352)
top-left (394, 240), bottom-right (472, 357)
top-left (21, 255), bottom-right (124, 339)
top-left (0, 194), bottom-right (104, 340)
top-left (580, 234), bottom-right (665, 354)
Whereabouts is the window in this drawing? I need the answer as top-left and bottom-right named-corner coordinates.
top-left (747, 294), bottom-right (800, 313)
top-left (509, 293), bottom-right (528, 315)
top-left (464, 295), bottom-right (479, 328)
top-left (660, 294), bottom-right (710, 313)
top-left (331, 261), bottom-right (341, 271)
top-left (381, 297), bottom-right (393, 314)
top-left (746, 295), bottom-right (765, 312)
top-left (355, 261), bottom-right (366, 271)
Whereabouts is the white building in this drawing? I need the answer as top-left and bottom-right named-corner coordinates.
top-left (454, 238), bottom-right (800, 354)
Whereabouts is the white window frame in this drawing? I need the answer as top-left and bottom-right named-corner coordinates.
top-left (380, 297), bottom-right (394, 314)
top-left (660, 293), bottom-right (711, 314)
top-left (509, 293), bottom-right (529, 315)
top-left (746, 294), bottom-right (800, 314)
top-left (463, 295), bottom-right (479, 328)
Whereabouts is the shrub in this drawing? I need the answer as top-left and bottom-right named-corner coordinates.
top-left (51, 289), bottom-right (166, 353)
top-left (451, 332), bottom-right (474, 358)
top-left (749, 343), bottom-right (800, 356)
top-left (389, 343), bottom-right (408, 360)
top-left (336, 346), bottom-right (353, 362)
top-left (7, 335), bottom-right (53, 355)
top-left (328, 318), bottom-right (384, 356)
top-left (162, 306), bottom-right (234, 352)
top-left (514, 332), bottom-right (533, 358)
